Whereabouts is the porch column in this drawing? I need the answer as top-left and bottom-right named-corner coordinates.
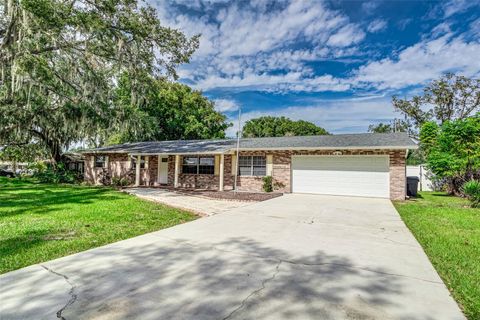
top-left (135, 155), bottom-right (141, 186)
top-left (219, 154), bottom-right (224, 191)
top-left (145, 156), bottom-right (150, 186)
top-left (157, 155), bottom-right (161, 184)
top-left (174, 155), bottom-right (180, 188)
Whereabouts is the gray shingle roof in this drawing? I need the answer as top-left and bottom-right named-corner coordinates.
top-left (240, 132), bottom-right (417, 149)
top-left (84, 139), bottom-right (234, 154)
top-left (82, 132), bottom-right (417, 154)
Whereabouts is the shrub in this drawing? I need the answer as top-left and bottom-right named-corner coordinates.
top-left (33, 162), bottom-right (81, 184)
top-left (98, 168), bottom-right (111, 186)
top-left (262, 176), bottom-right (273, 192)
top-left (111, 176), bottom-right (131, 187)
top-left (463, 180), bottom-right (480, 208)
top-left (28, 161), bottom-right (47, 174)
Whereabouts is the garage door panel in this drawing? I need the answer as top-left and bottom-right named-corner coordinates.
top-left (292, 156), bottom-right (390, 198)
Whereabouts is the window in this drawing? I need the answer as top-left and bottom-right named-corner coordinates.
top-left (182, 156), bottom-right (198, 174)
top-left (182, 156), bottom-right (214, 175)
top-left (238, 156), bottom-right (266, 176)
top-left (131, 156), bottom-right (145, 169)
top-left (94, 156), bottom-right (106, 168)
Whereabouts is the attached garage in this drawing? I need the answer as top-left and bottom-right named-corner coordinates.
top-left (291, 155), bottom-right (390, 198)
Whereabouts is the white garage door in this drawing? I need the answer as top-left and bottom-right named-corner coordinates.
top-left (292, 155), bottom-right (390, 198)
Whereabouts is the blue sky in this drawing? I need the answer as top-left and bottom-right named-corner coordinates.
top-left (152, 0), bottom-right (480, 136)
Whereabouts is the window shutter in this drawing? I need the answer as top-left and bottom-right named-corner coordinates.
top-left (231, 155), bottom-right (237, 175)
top-left (214, 155), bottom-right (220, 175)
top-left (105, 156), bottom-right (109, 169)
top-left (145, 156), bottom-right (149, 169)
top-left (266, 154), bottom-right (273, 176)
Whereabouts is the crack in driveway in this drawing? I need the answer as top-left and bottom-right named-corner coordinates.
top-left (154, 235), bottom-right (443, 285)
top-left (40, 265), bottom-right (77, 320)
top-left (222, 261), bottom-right (282, 320)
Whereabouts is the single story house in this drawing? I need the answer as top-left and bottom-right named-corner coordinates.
top-left (82, 132), bottom-right (417, 200)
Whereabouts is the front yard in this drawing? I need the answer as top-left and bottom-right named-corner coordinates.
top-left (0, 178), bottom-right (196, 274)
top-left (394, 192), bottom-right (480, 320)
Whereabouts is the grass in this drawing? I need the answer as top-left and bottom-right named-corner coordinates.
top-left (394, 192), bottom-right (480, 320)
top-left (0, 177), bottom-right (196, 274)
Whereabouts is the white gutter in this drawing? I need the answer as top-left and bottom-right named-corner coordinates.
top-left (231, 145), bottom-right (418, 151)
top-left (83, 145), bottom-right (418, 155)
top-left (128, 151), bottom-right (229, 156)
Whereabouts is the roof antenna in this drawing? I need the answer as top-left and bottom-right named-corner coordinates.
top-left (233, 107), bottom-right (241, 194)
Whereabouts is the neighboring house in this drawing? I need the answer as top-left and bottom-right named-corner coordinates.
top-left (406, 165), bottom-right (434, 191)
top-left (63, 153), bottom-right (85, 174)
top-left (0, 161), bottom-right (29, 174)
top-left (81, 132), bottom-right (417, 200)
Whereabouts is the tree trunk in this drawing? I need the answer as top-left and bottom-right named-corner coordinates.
top-left (44, 138), bottom-right (63, 165)
top-left (29, 128), bottom-right (63, 165)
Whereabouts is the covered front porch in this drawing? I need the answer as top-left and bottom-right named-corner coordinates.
top-left (130, 153), bottom-right (234, 192)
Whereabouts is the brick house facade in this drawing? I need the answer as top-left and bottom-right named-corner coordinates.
top-left (84, 148), bottom-right (407, 200)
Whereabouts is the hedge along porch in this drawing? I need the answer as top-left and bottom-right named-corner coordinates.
top-left (82, 133), bottom-right (417, 200)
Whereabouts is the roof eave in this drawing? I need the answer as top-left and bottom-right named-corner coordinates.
top-left (129, 151), bottom-right (229, 156)
top-left (236, 145), bottom-right (418, 151)
top-left (80, 144), bottom-right (418, 154)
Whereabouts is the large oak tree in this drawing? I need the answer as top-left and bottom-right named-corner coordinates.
top-left (0, 0), bottom-right (199, 162)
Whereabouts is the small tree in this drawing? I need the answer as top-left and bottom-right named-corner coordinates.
top-left (463, 180), bottom-right (480, 208)
top-left (393, 74), bottom-right (480, 136)
top-left (420, 115), bottom-right (480, 195)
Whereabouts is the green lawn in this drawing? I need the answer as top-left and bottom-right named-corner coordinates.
top-left (394, 192), bottom-right (480, 320)
top-left (0, 177), bottom-right (196, 274)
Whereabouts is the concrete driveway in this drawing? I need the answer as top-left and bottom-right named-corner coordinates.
top-left (0, 194), bottom-right (464, 320)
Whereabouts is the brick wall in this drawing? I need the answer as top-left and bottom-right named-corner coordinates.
top-left (389, 150), bottom-right (407, 200)
top-left (145, 156), bottom-right (157, 186)
top-left (84, 153), bottom-right (152, 186)
top-left (84, 153), bottom-right (132, 185)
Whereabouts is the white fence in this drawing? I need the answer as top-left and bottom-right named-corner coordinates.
top-left (406, 165), bottom-right (433, 191)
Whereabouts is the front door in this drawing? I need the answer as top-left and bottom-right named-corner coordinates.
top-left (159, 157), bottom-right (169, 184)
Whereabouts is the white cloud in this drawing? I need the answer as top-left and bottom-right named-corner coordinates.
top-left (441, 0), bottom-right (480, 18)
top-left (327, 24), bottom-right (365, 47)
top-left (397, 18), bottom-right (412, 30)
top-left (154, 1), bottom-right (480, 96)
top-left (430, 22), bottom-right (451, 37)
top-left (470, 18), bottom-right (480, 34)
top-left (153, 0), bottom-right (365, 92)
top-left (352, 33), bottom-right (480, 90)
top-left (361, 1), bottom-right (380, 13)
top-left (213, 99), bottom-right (239, 112)
top-left (196, 72), bottom-right (350, 93)
top-left (367, 19), bottom-right (387, 33)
